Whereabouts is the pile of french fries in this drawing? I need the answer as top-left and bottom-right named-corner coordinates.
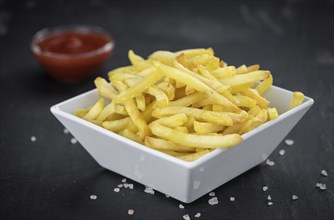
top-left (75, 48), bottom-right (304, 161)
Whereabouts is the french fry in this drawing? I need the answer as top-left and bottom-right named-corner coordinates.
top-left (234, 95), bottom-right (257, 108)
top-left (241, 88), bottom-right (270, 109)
top-left (113, 67), bottom-right (162, 104)
top-left (75, 107), bottom-right (91, 118)
top-left (97, 102), bottom-right (127, 121)
top-left (103, 117), bottom-right (132, 132)
top-left (289, 92), bottom-right (304, 109)
top-left (169, 92), bottom-right (205, 107)
top-left (152, 106), bottom-right (233, 126)
top-left (157, 81), bottom-right (175, 100)
top-left (193, 121), bottom-right (225, 134)
top-left (94, 77), bottom-right (118, 100)
top-left (83, 98), bottom-right (104, 120)
top-left (119, 129), bottom-right (142, 143)
top-left (124, 99), bottom-right (150, 140)
top-left (150, 123), bottom-right (242, 148)
top-left (267, 108), bottom-right (279, 120)
top-left (155, 62), bottom-right (240, 112)
top-left (151, 113), bottom-right (187, 128)
top-left (220, 70), bottom-right (270, 86)
top-left (135, 95), bottom-right (146, 111)
top-left (256, 73), bottom-right (273, 95)
top-left (175, 126), bottom-right (189, 133)
top-left (145, 136), bottom-right (195, 152)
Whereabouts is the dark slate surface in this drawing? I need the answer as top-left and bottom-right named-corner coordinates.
top-left (0, 1), bottom-right (333, 219)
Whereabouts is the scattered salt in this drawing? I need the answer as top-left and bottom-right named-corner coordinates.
top-left (316, 183), bottom-right (327, 190)
top-left (268, 201), bottom-right (273, 206)
top-left (195, 212), bottom-right (201, 218)
top-left (144, 186), bottom-right (155, 194)
top-left (122, 178), bottom-right (127, 183)
top-left (267, 195), bottom-right (271, 200)
top-left (208, 197), bottom-right (219, 205)
top-left (63, 128), bottom-right (69, 134)
top-left (209, 192), bottom-right (215, 197)
top-left (230, 197), bottom-right (235, 201)
top-left (114, 188), bottom-right (120, 192)
top-left (90, 195), bottom-right (97, 200)
top-left (183, 214), bottom-right (190, 220)
top-left (117, 184), bottom-right (123, 188)
top-left (285, 139), bottom-right (294, 146)
top-left (124, 183), bottom-right (129, 188)
top-left (266, 159), bottom-right (275, 167)
top-left (279, 149), bottom-right (285, 156)
top-left (263, 186), bottom-right (268, 192)
top-left (30, 136), bottom-right (37, 142)
top-left (128, 184), bottom-right (134, 189)
top-left (70, 138), bottom-right (77, 144)
top-left (321, 170), bottom-right (328, 177)
top-left (292, 195), bottom-right (298, 200)
top-left (179, 204), bottom-right (185, 209)
top-left (128, 209), bottom-right (134, 215)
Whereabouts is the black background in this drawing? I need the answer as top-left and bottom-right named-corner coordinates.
top-left (0, 0), bottom-right (333, 219)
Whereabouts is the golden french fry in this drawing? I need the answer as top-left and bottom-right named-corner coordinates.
top-left (152, 106), bottom-right (233, 126)
top-left (75, 107), bottom-right (91, 118)
top-left (247, 64), bottom-right (260, 72)
top-left (157, 81), bottom-right (175, 100)
top-left (175, 126), bottom-right (189, 133)
top-left (135, 95), bottom-right (146, 111)
top-left (119, 129), bottom-right (141, 143)
top-left (154, 62), bottom-right (240, 112)
top-left (124, 99), bottom-right (150, 140)
top-left (128, 50), bottom-right (152, 71)
top-left (236, 65), bottom-right (248, 74)
top-left (230, 82), bottom-right (255, 94)
top-left (108, 65), bottom-right (135, 79)
top-left (150, 123), bottom-right (242, 148)
top-left (256, 73), bottom-right (273, 95)
top-left (220, 70), bottom-right (270, 86)
top-left (148, 50), bottom-right (176, 65)
top-left (113, 67), bottom-right (162, 104)
top-left (175, 48), bottom-right (214, 58)
top-left (94, 77), bottom-right (118, 100)
top-left (145, 136), bottom-right (195, 152)
top-left (289, 92), bottom-right (304, 109)
top-left (151, 113), bottom-right (187, 128)
top-left (83, 98), bottom-right (104, 120)
top-left (267, 108), bottom-right (279, 120)
top-left (193, 121), bottom-right (225, 134)
top-left (102, 117), bottom-right (132, 132)
top-left (213, 66), bottom-right (237, 79)
top-left (234, 95), bottom-right (257, 108)
top-left (241, 88), bottom-right (270, 109)
top-left (170, 92), bottom-right (205, 107)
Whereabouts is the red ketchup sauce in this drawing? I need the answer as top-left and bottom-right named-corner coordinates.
top-left (32, 29), bottom-right (113, 81)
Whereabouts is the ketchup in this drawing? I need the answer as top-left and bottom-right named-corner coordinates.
top-left (32, 27), bottom-right (113, 81)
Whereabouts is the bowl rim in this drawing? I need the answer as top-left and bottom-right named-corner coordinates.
top-left (50, 86), bottom-right (314, 169)
top-left (31, 24), bottom-right (115, 59)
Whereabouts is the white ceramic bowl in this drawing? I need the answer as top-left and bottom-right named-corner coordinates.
top-left (50, 85), bottom-right (313, 203)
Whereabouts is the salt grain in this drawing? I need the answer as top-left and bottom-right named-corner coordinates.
top-left (122, 178), bottom-right (127, 183)
top-left (292, 195), bottom-right (298, 200)
top-left (195, 212), bottom-right (201, 218)
top-left (208, 197), bottom-right (219, 205)
top-left (279, 149), bottom-right (285, 156)
top-left (70, 137), bottom-right (77, 144)
top-left (267, 195), bottom-right (271, 200)
top-left (179, 204), bottom-right (185, 209)
top-left (321, 170), bottom-right (328, 177)
top-left (268, 201), bottom-right (273, 206)
top-left (230, 197), bottom-right (235, 201)
top-left (128, 209), bottom-right (134, 215)
top-left (124, 183), bottom-right (129, 188)
top-left (63, 128), bottom-right (69, 134)
top-left (263, 186), bottom-right (268, 192)
top-left (183, 214), bottom-right (190, 220)
top-left (30, 136), bottom-right (37, 142)
top-left (114, 188), bottom-right (120, 192)
top-left (90, 195), bottom-right (97, 200)
top-left (117, 184), bottom-right (123, 188)
top-left (144, 186), bottom-right (155, 194)
top-left (266, 159), bottom-right (275, 167)
top-left (285, 139), bottom-right (294, 146)
top-left (209, 192), bottom-right (215, 197)
top-left (316, 183), bottom-right (327, 190)
top-left (128, 184), bottom-right (134, 189)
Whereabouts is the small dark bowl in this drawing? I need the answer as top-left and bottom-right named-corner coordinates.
top-left (31, 25), bottom-right (114, 81)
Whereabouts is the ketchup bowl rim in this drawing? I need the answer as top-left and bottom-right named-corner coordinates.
top-left (31, 24), bottom-right (114, 59)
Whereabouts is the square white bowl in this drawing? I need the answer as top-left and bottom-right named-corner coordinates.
top-left (50, 85), bottom-right (313, 203)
